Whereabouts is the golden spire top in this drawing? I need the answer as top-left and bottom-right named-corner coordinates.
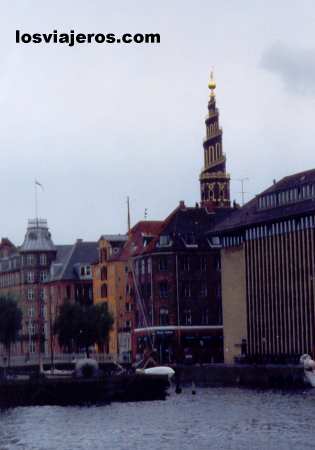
top-left (208, 70), bottom-right (216, 97)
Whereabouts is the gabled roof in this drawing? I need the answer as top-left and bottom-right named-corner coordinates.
top-left (141, 202), bottom-right (232, 254)
top-left (99, 234), bottom-right (128, 243)
top-left (113, 221), bottom-right (163, 261)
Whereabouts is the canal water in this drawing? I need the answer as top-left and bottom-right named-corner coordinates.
top-left (0, 387), bottom-right (314, 450)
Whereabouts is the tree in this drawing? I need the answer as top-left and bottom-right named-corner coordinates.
top-left (54, 302), bottom-right (114, 357)
top-left (0, 295), bottom-right (22, 367)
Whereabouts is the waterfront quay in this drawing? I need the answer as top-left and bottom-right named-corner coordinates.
top-left (0, 360), bottom-right (307, 409)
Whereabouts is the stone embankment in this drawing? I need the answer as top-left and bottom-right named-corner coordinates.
top-left (174, 364), bottom-right (306, 389)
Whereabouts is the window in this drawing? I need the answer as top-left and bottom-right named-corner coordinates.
top-left (80, 265), bottom-right (91, 277)
top-left (100, 247), bottom-right (107, 263)
top-left (125, 303), bottom-right (132, 312)
top-left (125, 320), bottom-right (131, 329)
top-left (28, 322), bottom-right (36, 335)
top-left (39, 288), bottom-right (45, 301)
top-left (147, 258), bottom-right (152, 274)
top-left (40, 254), bottom-right (47, 266)
top-left (66, 285), bottom-right (71, 299)
top-left (101, 283), bottom-right (108, 298)
top-left (182, 256), bottom-right (190, 271)
top-left (183, 281), bottom-right (191, 297)
top-left (40, 304), bottom-right (46, 318)
top-left (27, 254), bottom-right (35, 266)
top-left (27, 288), bottom-right (34, 301)
top-left (214, 255), bottom-right (221, 271)
top-left (159, 281), bottom-right (169, 298)
top-left (183, 233), bottom-right (197, 246)
top-left (28, 306), bottom-right (34, 318)
top-left (159, 308), bottom-right (169, 326)
top-left (39, 271), bottom-right (48, 282)
top-left (200, 282), bottom-right (207, 297)
top-left (29, 340), bottom-right (36, 353)
top-left (141, 259), bottom-right (145, 275)
top-left (184, 309), bottom-right (192, 326)
top-left (200, 256), bottom-right (207, 272)
top-left (202, 308), bottom-right (209, 325)
top-left (159, 257), bottom-right (168, 271)
top-left (159, 235), bottom-right (171, 246)
top-left (100, 266), bottom-right (107, 281)
top-left (27, 271), bottom-right (35, 283)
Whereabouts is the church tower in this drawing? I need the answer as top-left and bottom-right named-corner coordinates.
top-left (200, 73), bottom-right (230, 208)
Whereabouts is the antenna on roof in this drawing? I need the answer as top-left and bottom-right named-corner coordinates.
top-left (235, 178), bottom-right (249, 206)
top-left (127, 196), bottom-right (131, 232)
top-left (144, 208), bottom-right (148, 220)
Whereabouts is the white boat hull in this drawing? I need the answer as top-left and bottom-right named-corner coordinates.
top-left (304, 370), bottom-right (315, 387)
top-left (136, 366), bottom-right (175, 379)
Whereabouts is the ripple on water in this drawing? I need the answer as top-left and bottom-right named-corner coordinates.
top-left (0, 388), bottom-right (314, 450)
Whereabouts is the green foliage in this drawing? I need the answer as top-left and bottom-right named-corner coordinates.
top-left (0, 295), bottom-right (22, 360)
top-left (54, 302), bottom-right (113, 354)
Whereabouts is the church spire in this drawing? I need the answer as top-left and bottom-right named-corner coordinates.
top-left (208, 71), bottom-right (216, 98)
top-left (199, 72), bottom-right (230, 209)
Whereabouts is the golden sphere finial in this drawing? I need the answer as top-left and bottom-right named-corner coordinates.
top-left (208, 70), bottom-right (216, 96)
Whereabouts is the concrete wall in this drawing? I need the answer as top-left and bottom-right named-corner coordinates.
top-left (221, 245), bottom-right (247, 364)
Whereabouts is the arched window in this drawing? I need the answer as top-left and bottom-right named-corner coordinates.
top-left (101, 283), bottom-right (107, 298)
top-left (100, 266), bottom-right (107, 281)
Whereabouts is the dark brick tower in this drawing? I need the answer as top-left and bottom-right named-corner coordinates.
top-left (200, 73), bottom-right (230, 208)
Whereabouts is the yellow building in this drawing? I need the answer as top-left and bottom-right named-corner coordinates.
top-left (92, 235), bottom-right (129, 359)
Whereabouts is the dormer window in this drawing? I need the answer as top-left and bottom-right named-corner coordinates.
top-left (208, 236), bottom-right (221, 248)
top-left (159, 235), bottom-right (171, 247)
top-left (80, 265), bottom-right (91, 277)
top-left (182, 233), bottom-right (198, 248)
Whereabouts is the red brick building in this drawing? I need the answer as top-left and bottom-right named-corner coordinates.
top-left (130, 202), bottom-right (230, 363)
top-left (0, 219), bottom-right (97, 361)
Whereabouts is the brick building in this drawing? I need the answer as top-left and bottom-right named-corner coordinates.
top-left (0, 219), bottom-right (97, 360)
top-left (131, 202), bottom-right (230, 363)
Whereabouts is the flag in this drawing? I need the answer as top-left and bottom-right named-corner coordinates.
top-left (35, 180), bottom-right (44, 190)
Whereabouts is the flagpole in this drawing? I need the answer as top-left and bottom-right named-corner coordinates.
top-left (34, 180), bottom-right (38, 226)
top-left (127, 196), bottom-right (131, 232)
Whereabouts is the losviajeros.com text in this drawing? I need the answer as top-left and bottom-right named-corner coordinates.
top-left (16, 30), bottom-right (160, 46)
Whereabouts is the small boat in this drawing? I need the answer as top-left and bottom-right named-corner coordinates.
top-left (300, 354), bottom-right (315, 387)
top-left (136, 366), bottom-right (175, 379)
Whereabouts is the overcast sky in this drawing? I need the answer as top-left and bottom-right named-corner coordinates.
top-left (1, 0), bottom-right (315, 245)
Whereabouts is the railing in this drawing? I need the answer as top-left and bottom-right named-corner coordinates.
top-left (1, 353), bottom-right (117, 367)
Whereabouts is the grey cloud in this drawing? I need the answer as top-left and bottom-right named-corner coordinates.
top-left (261, 42), bottom-right (315, 96)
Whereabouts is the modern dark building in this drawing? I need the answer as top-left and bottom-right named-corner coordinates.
top-left (210, 169), bottom-right (315, 364)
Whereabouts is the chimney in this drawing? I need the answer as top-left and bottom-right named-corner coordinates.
top-left (179, 200), bottom-right (186, 210)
